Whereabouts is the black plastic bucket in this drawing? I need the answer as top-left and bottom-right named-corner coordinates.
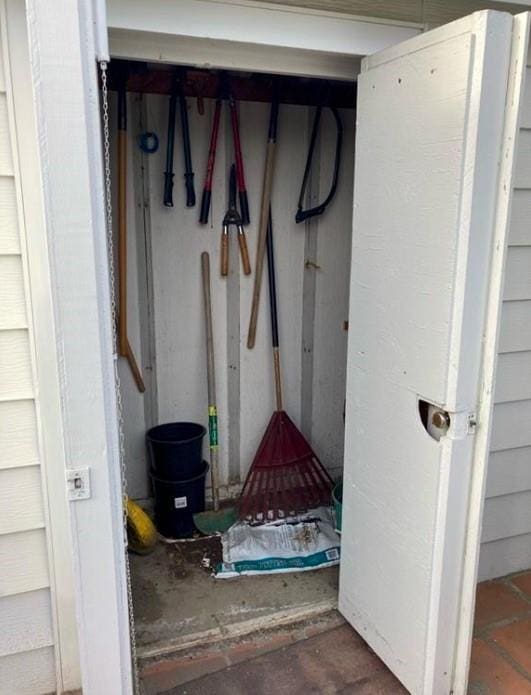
top-left (151, 461), bottom-right (209, 538)
top-left (147, 422), bottom-right (206, 480)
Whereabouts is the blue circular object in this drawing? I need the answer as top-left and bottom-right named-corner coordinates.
top-left (138, 131), bottom-right (159, 154)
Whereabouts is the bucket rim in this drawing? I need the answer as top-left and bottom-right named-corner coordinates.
top-left (150, 460), bottom-right (209, 485)
top-left (147, 421), bottom-right (207, 444)
top-left (332, 481), bottom-right (343, 504)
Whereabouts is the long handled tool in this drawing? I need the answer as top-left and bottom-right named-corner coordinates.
top-left (199, 76), bottom-right (250, 225)
top-left (228, 94), bottom-right (250, 226)
top-left (238, 212), bottom-right (333, 521)
top-left (193, 252), bottom-right (237, 535)
top-left (117, 82), bottom-right (145, 393)
top-left (247, 100), bottom-right (279, 349)
top-left (199, 97), bottom-right (222, 224)
top-left (164, 71), bottom-right (196, 208)
top-left (221, 165), bottom-right (251, 277)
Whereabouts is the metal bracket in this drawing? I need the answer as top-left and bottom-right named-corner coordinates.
top-left (66, 468), bottom-right (91, 500)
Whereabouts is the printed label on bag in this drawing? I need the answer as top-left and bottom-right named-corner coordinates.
top-left (174, 496), bottom-right (188, 509)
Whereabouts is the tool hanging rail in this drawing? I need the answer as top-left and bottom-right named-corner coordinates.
top-left (106, 62), bottom-right (357, 109)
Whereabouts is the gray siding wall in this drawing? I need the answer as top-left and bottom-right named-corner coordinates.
top-left (478, 62), bottom-right (531, 580)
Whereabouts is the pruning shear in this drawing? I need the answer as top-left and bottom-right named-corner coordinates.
top-left (295, 105), bottom-right (343, 223)
top-left (221, 164), bottom-right (251, 277)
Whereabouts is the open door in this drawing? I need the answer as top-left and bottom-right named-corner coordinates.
top-left (339, 10), bottom-right (530, 695)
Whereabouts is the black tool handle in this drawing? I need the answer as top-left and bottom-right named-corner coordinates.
top-left (266, 210), bottom-right (279, 349)
top-left (239, 192), bottom-right (250, 227)
top-left (163, 91), bottom-right (177, 207)
top-left (199, 190), bottom-right (212, 224)
top-left (179, 87), bottom-right (196, 207)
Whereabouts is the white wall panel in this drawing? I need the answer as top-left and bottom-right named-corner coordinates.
top-left (0, 329), bottom-right (33, 400)
top-left (0, 589), bottom-right (53, 657)
top-left (0, 399), bottom-right (38, 469)
top-left (0, 529), bottom-right (49, 597)
top-left (0, 177), bottom-right (19, 253)
top-left (0, 466), bottom-right (44, 535)
top-left (0, 255), bottom-right (26, 328)
top-left (0, 646), bottom-right (55, 695)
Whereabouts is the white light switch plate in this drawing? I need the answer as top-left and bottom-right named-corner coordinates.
top-left (66, 467), bottom-right (91, 500)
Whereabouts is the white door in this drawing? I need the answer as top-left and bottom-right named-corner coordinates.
top-left (339, 10), bottom-right (530, 695)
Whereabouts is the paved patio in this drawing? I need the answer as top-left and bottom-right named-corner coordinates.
top-left (142, 569), bottom-right (531, 694)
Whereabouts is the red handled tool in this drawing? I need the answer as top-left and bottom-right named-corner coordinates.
top-left (199, 76), bottom-right (250, 225)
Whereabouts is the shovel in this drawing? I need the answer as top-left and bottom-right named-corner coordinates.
top-left (193, 252), bottom-right (237, 535)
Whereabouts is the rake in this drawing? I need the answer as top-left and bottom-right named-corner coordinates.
top-left (238, 212), bottom-right (333, 521)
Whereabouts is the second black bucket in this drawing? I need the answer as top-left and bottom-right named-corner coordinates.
top-left (147, 422), bottom-right (206, 479)
top-left (151, 462), bottom-right (209, 538)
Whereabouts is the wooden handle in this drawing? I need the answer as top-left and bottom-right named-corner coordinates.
top-left (125, 339), bottom-right (146, 393)
top-left (238, 231), bottom-right (251, 275)
top-left (201, 252), bottom-right (219, 512)
top-left (118, 116), bottom-right (144, 393)
top-left (220, 232), bottom-right (229, 276)
top-left (247, 140), bottom-right (276, 348)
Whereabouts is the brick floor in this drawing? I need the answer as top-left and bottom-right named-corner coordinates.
top-left (171, 624), bottom-right (406, 695)
top-left (143, 570), bottom-right (531, 694)
top-left (470, 570), bottom-right (531, 694)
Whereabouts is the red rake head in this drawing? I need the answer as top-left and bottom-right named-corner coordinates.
top-left (238, 410), bottom-right (334, 521)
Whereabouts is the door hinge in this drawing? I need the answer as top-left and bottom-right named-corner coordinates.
top-left (66, 467), bottom-right (91, 500)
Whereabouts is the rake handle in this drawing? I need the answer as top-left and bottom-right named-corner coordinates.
top-left (266, 211), bottom-right (282, 411)
top-left (201, 252), bottom-right (219, 512)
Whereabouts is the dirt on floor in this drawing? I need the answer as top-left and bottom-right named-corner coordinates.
top-left (162, 536), bottom-right (223, 579)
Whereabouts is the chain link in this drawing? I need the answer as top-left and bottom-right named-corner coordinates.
top-left (99, 61), bottom-right (141, 695)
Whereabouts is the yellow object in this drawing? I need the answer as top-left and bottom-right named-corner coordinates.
top-left (126, 498), bottom-right (157, 554)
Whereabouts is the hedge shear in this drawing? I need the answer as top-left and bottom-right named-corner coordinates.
top-left (221, 165), bottom-right (251, 277)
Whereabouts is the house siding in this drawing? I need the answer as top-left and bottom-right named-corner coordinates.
top-left (0, 5), bottom-right (55, 693)
top-left (478, 62), bottom-right (531, 580)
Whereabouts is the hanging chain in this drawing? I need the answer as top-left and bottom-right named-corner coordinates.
top-left (99, 61), bottom-right (141, 695)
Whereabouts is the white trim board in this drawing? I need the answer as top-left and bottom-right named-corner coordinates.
top-left (107, 0), bottom-right (420, 80)
top-left (24, 0), bottom-right (133, 692)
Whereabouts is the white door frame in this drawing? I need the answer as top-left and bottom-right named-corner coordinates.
top-left (23, 1), bottom-right (430, 693)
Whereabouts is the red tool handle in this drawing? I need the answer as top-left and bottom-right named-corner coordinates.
top-left (199, 99), bottom-right (222, 224)
top-left (229, 98), bottom-right (250, 225)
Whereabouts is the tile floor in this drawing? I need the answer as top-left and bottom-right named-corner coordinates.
top-left (142, 569), bottom-right (531, 694)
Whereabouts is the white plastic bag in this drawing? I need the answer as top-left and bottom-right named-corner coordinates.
top-left (216, 507), bottom-right (340, 578)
